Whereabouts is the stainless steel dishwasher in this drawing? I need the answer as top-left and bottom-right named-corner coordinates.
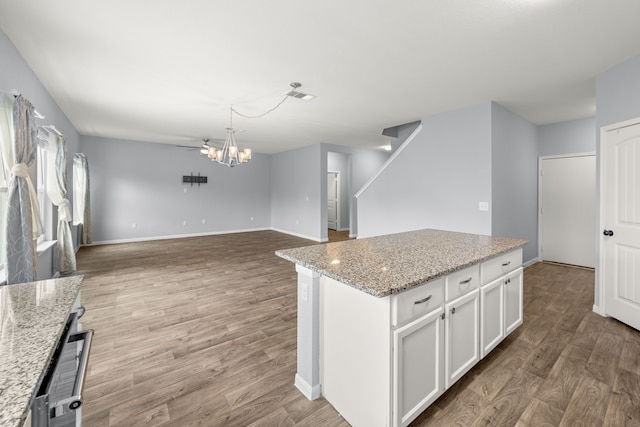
top-left (31, 308), bottom-right (93, 427)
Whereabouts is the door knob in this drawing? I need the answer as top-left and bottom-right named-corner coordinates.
top-left (603, 229), bottom-right (614, 237)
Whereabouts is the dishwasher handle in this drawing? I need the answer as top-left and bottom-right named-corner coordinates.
top-left (51, 330), bottom-right (94, 417)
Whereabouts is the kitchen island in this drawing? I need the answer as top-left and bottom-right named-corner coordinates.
top-left (276, 229), bottom-right (527, 427)
top-left (0, 275), bottom-right (83, 427)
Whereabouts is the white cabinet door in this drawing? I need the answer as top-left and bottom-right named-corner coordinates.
top-left (504, 267), bottom-right (523, 335)
top-left (480, 277), bottom-right (504, 358)
top-left (445, 289), bottom-right (479, 389)
top-left (393, 308), bottom-right (444, 427)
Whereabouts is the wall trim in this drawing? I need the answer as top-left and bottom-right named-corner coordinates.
top-left (270, 227), bottom-right (326, 242)
top-left (90, 227), bottom-right (272, 245)
top-left (354, 122), bottom-right (423, 199)
top-left (592, 304), bottom-right (605, 316)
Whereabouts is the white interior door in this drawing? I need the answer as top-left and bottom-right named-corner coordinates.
top-left (539, 155), bottom-right (596, 268)
top-left (602, 119), bottom-right (640, 331)
top-left (327, 172), bottom-right (339, 231)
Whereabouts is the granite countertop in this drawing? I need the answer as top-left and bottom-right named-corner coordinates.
top-left (0, 275), bottom-right (83, 427)
top-left (276, 229), bottom-right (527, 297)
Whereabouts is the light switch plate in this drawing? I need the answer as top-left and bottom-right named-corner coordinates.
top-left (479, 201), bottom-right (489, 211)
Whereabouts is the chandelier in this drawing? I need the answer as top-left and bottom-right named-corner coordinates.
top-left (201, 82), bottom-right (310, 168)
top-left (201, 106), bottom-right (252, 167)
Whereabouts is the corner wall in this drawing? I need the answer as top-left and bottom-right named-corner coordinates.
top-left (1, 29), bottom-right (81, 278)
top-left (538, 117), bottom-right (596, 157)
top-left (270, 144), bottom-right (323, 241)
top-left (594, 53), bottom-right (640, 310)
top-left (491, 103), bottom-right (539, 262)
top-left (356, 102), bottom-right (493, 239)
top-left (81, 136), bottom-right (272, 243)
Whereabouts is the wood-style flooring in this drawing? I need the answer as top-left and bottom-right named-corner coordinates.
top-left (76, 231), bottom-right (640, 426)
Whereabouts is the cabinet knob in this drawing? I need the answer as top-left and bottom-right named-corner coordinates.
top-left (603, 229), bottom-right (614, 237)
top-left (451, 307), bottom-right (456, 315)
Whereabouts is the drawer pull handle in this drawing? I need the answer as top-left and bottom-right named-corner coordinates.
top-left (459, 277), bottom-right (472, 285)
top-left (414, 295), bottom-right (432, 305)
top-left (502, 261), bottom-right (511, 267)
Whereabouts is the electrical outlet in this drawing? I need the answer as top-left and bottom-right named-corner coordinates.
top-left (183, 188), bottom-right (187, 193)
top-left (479, 201), bottom-right (489, 211)
top-left (182, 220), bottom-right (187, 226)
top-left (131, 223), bottom-right (137, 229)
top-left (250, 216), bottom-right (254, 221)
top-left (301, 283), bottom-right (308, 302)
top-left (201, 219), bottom-right (206, 225)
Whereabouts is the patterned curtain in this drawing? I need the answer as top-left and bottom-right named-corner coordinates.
top-left (5, 95), bottom-right (43, 284)
top-left (73, 153), bottom-right (92, 245)
top-left (45, 131), bottom-right (76, 273)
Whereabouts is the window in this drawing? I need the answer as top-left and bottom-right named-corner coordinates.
top-left (36, 143), bottom-right (52, 245)
top-left (0, 161), bottom-right (6, 268)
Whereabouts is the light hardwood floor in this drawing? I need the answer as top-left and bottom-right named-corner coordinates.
top-left (77, 231), bottom-right (640, 426)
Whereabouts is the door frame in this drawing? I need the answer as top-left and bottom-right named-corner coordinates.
top-left (537, 152), bottom-right (595, 265)
top-left (328, 170), bottom-right (341, 231)
top-left (598, 116), bottom-right (640, 315)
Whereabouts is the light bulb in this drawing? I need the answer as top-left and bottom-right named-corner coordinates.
top-left (244, 148), bottom-right (252, 160)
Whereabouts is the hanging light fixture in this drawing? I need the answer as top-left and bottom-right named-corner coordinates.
top-left (200, 106), bottom-right (252, 167)
top-left (201, 82), bottom-right (313, 168)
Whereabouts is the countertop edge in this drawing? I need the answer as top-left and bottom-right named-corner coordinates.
top-left (275, 238), bottom-right (527, 298)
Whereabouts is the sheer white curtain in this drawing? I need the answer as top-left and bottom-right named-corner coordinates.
top-left (3, 95), bottom-right (43, 284)
top-left (73, 153), bottom-right (92, 245)
top-left (45, 131), bottom-right (76, 273)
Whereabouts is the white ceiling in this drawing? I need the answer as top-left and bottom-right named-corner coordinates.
top-left (1, 1), bottom-right (640, 154)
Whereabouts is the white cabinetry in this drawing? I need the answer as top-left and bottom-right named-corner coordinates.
top-left (393, 306), bottom-right (444, 426)
top-left (479, 249), bottom-right (523, 358)
top-left (392, 277), bottom-right (444, 427)
top-left (504, 267), bottom-right (523, 335)
top-left (320, 248), bottom-right (523, 427)
top-left (479, 276), bottom-right (505, 357)
top-left (445, 289), bottom-right (479, 388)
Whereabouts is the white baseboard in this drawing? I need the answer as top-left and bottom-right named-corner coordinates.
top-left (592, 304), bottom-right (606, 316)
top-left (295, 373), bottom-right (321, 400)
top-left (90, 227), bottom-right (271, 246)
top-left (349, 233), bottom-right (357, 239)
top-left (270, 228), bottom-right (325, 242)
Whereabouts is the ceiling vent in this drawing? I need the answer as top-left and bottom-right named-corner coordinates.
top-left (286, 82), bottom-right (315, 101)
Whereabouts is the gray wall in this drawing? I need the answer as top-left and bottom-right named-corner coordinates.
top-left (1, 29), bottom-right (81, 278)
top-left (270, 144), bottom-right (323, 241)
top-left (491, 103), bottom-right (539, 262)
top-left (321, 143), bottom-right (390, 239)
top-left (81, 136), bottom-right (271, 243)
top-left (594, 53), bottom-right (640, 309)
top-left (357, 102), bottom-right (493, 239)
top-left (538, 117), bottom-right (596, 157)
top-left (327, 152), bottom-right (350, 230)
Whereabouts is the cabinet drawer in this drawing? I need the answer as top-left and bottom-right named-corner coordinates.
top-left (392, 278), bottom-right (444, 327)
top-left (480, 248), bottom-right (522, 284)
top-left (445, 265), bottom-right (480, 302)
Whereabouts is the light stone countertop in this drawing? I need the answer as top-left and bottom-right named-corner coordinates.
top-left (276, 229), bottom-right (527, 297)
top-left (0, 275), bottom-right (83, 427)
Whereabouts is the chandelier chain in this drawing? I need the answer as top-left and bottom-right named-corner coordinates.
top-left (230, 92), bottom-right (292, 120)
